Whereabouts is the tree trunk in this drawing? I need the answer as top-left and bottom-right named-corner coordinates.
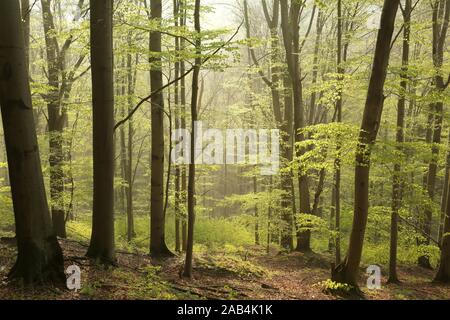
top-left (332, 0), bottom-right (343, 266)
top-left (308, 8), bottom-right (323, 126)
top-left (149, 0), bottom-right (172, 257)
top-left (280, 75), bottom-right (294, 250)
top-left (389, 0), bottom-right (411, 284)
top-left (41, 0), bottom-right (67, 238)
top-left (173, 0), bottom-right (181, 253)
top-left (420, 0), bottom-right (450, 269)
top-left (126, 32), bottom-right (135, 242)
top-left (435, 172), bottom-right (450, 282)
top-left (183, 0), bottom-right (201, 278)
top-left (20, 0), bottom-right (30, 69)
top-left (332, 0), bottom-right (400, 287)
top-left (0, 0), bottom-right (65, 284)
top-left (439, 137), bottom-right (450, 244)
top-left (254, 175), bottom-right (260, 245)
top-left (180, 6), bottom-right (188, 253)
top-left (280, 0), bottom-right (312, 253)
top-left (86, 0), bottom-right (116, 264)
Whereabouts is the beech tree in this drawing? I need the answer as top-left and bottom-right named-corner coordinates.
top-left (86, 0), bottom-right (116, 264)
top-left (389, 0), bottom-right (412, 284)
top-left (435, 173), bottom-right (450, 282)
top-left (149, 0), bottom-right (173, 257)
top-left (280, 0), bottom-right (313, 252)
top-left (332, 0), bottom-right (400, 287)
top-left (0, 0), bottom-right (64, 284)
top-left (183, 0), bottom-right (202, 278)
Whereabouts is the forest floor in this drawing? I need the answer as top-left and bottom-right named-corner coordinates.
top-left (0, 235), bottom-right (449, 300)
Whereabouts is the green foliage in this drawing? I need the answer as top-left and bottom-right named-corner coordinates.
top-left (316, 279), bottom-right (354, 296)
top-left (198, 253), bottom-right (271, 278)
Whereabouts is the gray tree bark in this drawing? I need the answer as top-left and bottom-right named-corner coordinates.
top-left (86, 0), bottom-right (116, 264)
top-left (0, 0), bottom-right (64, 284)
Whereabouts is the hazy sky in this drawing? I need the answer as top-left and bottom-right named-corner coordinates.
top-left (203, 0), bottom-right (240, 30)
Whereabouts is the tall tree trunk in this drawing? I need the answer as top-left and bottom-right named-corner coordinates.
top-left (0, 0), bottom-right (65, 284)
top-left (119, 57), bottom-right (128, 217)
top-left (280, 0), bottom-right (312, 252)
top-left (308, 8), bottom-right (323, 126)
top-left (332, 0), bottom-right (400, 287)
top-left (420, 0), bottom-right (450, 269)
top-left (149, 0), bottom-right (172, 257)
top-left (180, 5), bottom-right (188, 252)
top-left (174, 0), bottom-right (181, 253)
top-left (20, 0), bottom-right (30, 69)
top-left (389, 0), bottom-right (411, 284)
top-left (126, 32), bottom-right (135, 242)
top-left (183, 0), bottom-right (201, 278)
top-left (332, 0), bottom-right (344, 266)
top-left (439, 138), bottom-right (450, 244)
top-left (254, 175), bottom-right (260, 245)
top-left (281, 75), bottom-right (294, 250)
top-left (41, 0), bottom-right (67, 238)
top-left (87, 0), bottom-right (116, 264)
top-left (435, 170), bottom-right (450, 282)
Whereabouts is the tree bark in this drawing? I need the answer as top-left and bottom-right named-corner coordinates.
top-left (389, 0), bottom-right (411, 284)
top-left (41, 0), bottom-right (67, 238)
top-left (149, 0), bottom-right (173, 257)
top-left (180, 4), bottom-right (188, 253)
top-left (332, 0), bottom-right (400, 287)
top-left (435, 170), bottom-right (450, 282)
top-left (420, 0), bottom-right (450, 269)
top-left (439, 136), bottom-right (450, 244)
top-left (332, 0), bottom-right (344, 266)
top-left (0, 0), bottom-right (65, 284)
top-left (20, 0), bottom-right (30, 69)
top-left (183, 0), bottom-right (201, 278)
top-left (86, 0), bottom-right (116, 264)
top-left (126, 31), bottom-right (135, 242)
top-left (254, 175), bottom-right (260, 245)
top-left (280, 0), bottom-right (312, 252)
top-left (174, 0), bottom-right (181, 253)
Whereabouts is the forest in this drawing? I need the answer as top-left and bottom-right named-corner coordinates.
top-left (0, 0), bottom-right (449, 301)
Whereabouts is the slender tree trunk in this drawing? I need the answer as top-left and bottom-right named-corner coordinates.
top-left (254, 175), bottom-right (260, 245)
top-left (183, 0), bottom-right (201, 278)
top-left (389, 0), bottom-right (411, 284)
top-left (308, 9), bottom-right (323, 126)
top-left (119, 58), bottom-right (128, 217)
top-left (332, 0), bottom-right (400, 287)
top-left (439, 137), bottom-right (450, 244)
top-left (332, 0), bottom-right (344, 266)
top-left (281, 75), bottom-right (294, 250)
top-left (41, 0), bottom-right (67, 238)
top-left (126, 32), bottom-right (135, 242)
top-left (329, 186), bottom-right (336, 253)
top-left (435, 170), bottom-right (450, 282)
top-left (267, 176), bottom-right (273, 253)
top-left (149, 0), bottom-right (172, 257)
top-left (420, 0), bottom-right (450, 269)
top-left (180, 6), bottom-right (188, 252)
top-left (280, 0), bottom-right (312, 252)
top-left (87, 0), bottom-right (116, 264)
top-left (0, 0), bottom-right (65, 284)
top-left (173, 0), bottom-right (182, 253)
